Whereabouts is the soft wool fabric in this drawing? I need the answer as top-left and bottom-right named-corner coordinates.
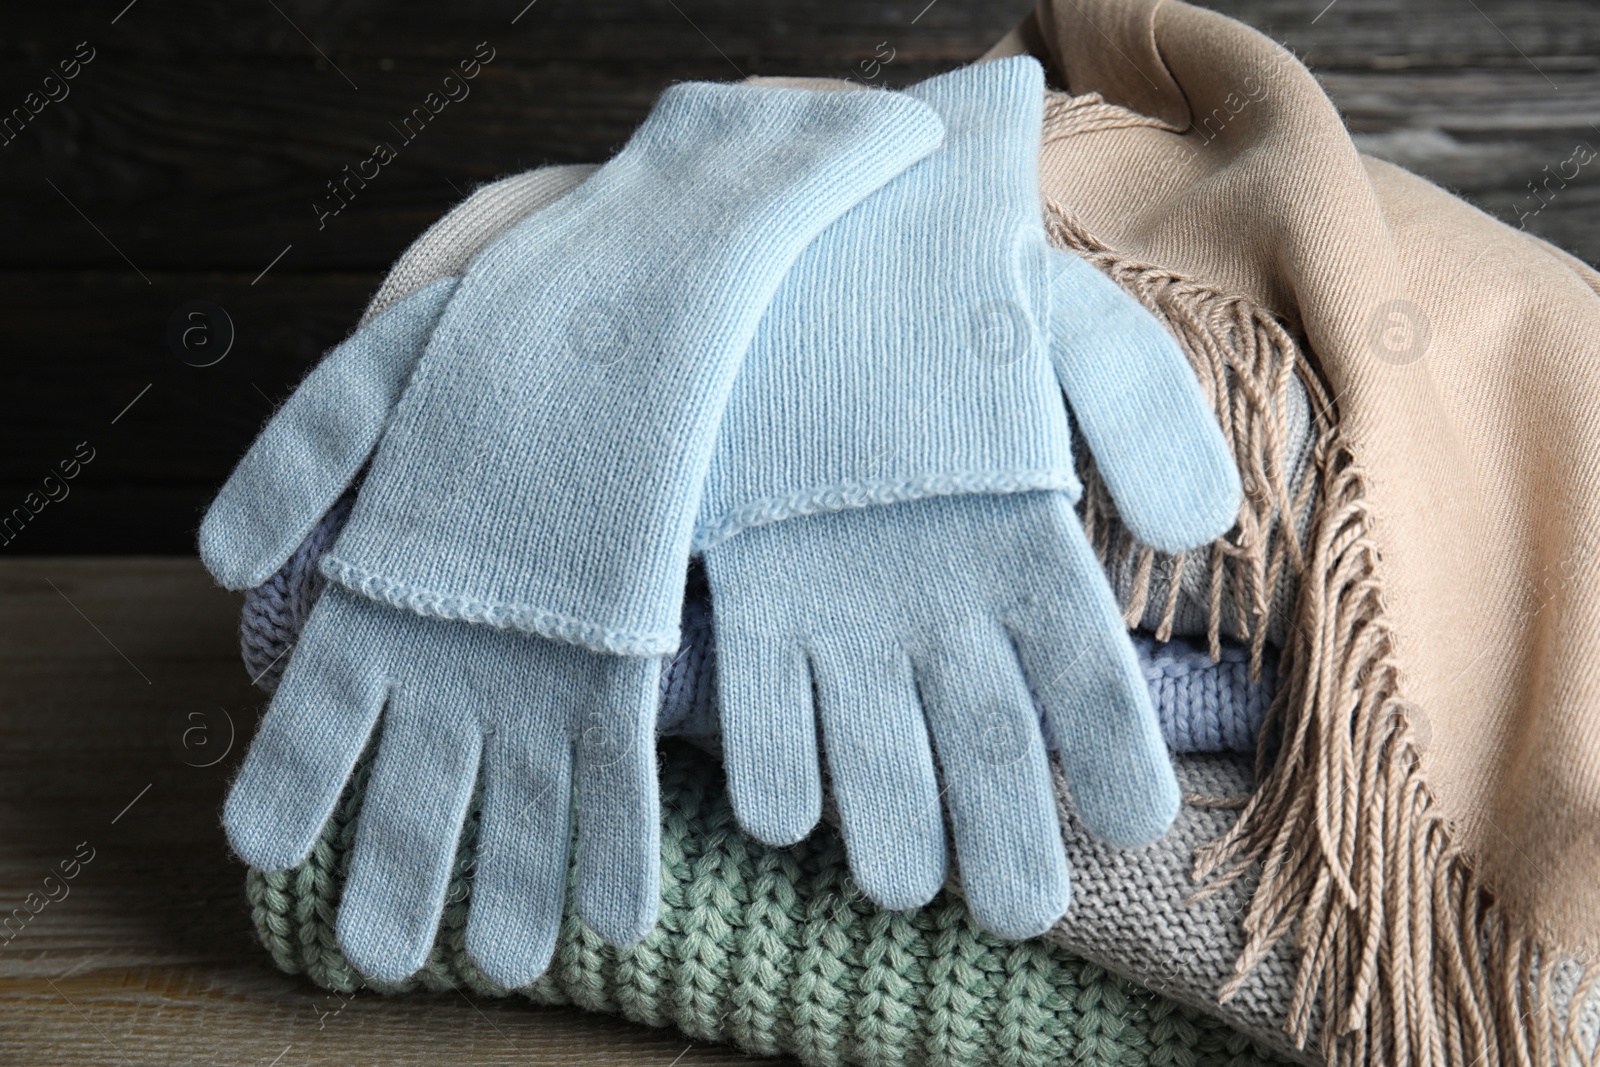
top-left (1043, 754), bottom-right (1600, 1067)
top-left (709, 491), bottom-right (1180, 940)
top-left (243, 511), bottom-right (1280, 755)
top-left (232, 75), bottom-right (1600, 1060)
top-left (320, 84), bottom-right (940, 655)
top-left (693, 57), bottom-right (1236, 554)
top-left (246, 148), bottom-right (1291, 713)
top-left (202, 83), bottom-right (942, 651)
top-left (236, 472), bottom-right (1326, 1062)
top-left (266, 58), bottom-right (1238, 947)
top-left (240, 512), bottom-right (1276, 755)
top-left (326, 149), bottom-right (1307, 671)
top-left (229, 581), bottom-right (659, 990)
top-left (247, 739), bottom-right (1301, 1067)
top-left (227, 142), bottom-right (1282, 1023)
top-left (698, 56), bottom-right (1237, 944)
top-left (1102, 368), bottom-right (1316, 653)
top-left (205, 82), bottom-right (945, 990)
top-left (693, 59), bottom-right (1083, 551)
top-left (235, 568), bottom-right (1600, 1065)
top-left (361, 165), bottom-right (596, 327)
top-left (198, 277), bottom-right (459, 591)
top-left (985, 3), bottom-right (1600, 1061)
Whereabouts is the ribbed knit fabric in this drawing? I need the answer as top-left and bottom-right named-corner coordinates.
top-left (205, 82), bottom-right (948, 991)
top-left (694, 57), bottom-right (1236, 557)
top-left (361, 165), bottom-right (594, 328)
top-left (318, 84), bottom-right (943, 656)
top-left (247, 739), bottom-right (1295, 1067)
top-left (1141, 639), bottom-right (1270, 754)
top-left (201, 84), bottom-right (943, 652)
top-left (239, 503), bottom-right (1274, 757)
top-left (692, 59), bottom-right (1080, 550)
top-left (693, 56), bottom-right (1237, 944)
top-left (238, 493), bottom-right (352, 687)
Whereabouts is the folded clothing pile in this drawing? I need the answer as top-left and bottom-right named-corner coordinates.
top-left (249, 740), bottom-right (1293, 1067)
top-left (207, 49), bottom-right (1241, 990)
top-left (204, 6), bottom-right (1600, 1063)
top-left (240, 490), bottom-right (1308, 1063)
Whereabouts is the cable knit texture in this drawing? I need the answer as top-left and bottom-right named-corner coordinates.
top-left (238, 493), bottom-right (352, 685)
top-left (247, 740), bottom-right (1295, 1067)
top-left (1140, 639), bottom-right (1270, 754)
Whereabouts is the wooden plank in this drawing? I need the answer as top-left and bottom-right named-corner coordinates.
top-left (0, 270), bottom-right (378, 553)
top-left (0, 0), bottom-right (1034, 270)
top-left (9, 0), bottom-right (1588, 272)
top-left (1202, 0), bottom-right (1600, 67)
top-left (0, 557), bottom-right (782, 1066)
top-left (1, 965), bottom-right (772, 1067)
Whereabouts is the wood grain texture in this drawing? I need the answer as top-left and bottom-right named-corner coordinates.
top-left (0, 556), bottom-right (782, 1066)
top-left (0, 0), bottom-right (1594, 548)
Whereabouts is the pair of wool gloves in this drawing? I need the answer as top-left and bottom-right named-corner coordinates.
top-left (200, 57), bottom-right (1240, 992)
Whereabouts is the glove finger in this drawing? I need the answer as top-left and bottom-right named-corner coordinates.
top-left (573, 651), bottom-right (662, 947)
top-left (337, 651), bottom-right (480, 984)
top-left (916, 623), bottom-right (1070, 939)
top-left (716, 620), bottom-right (821, 846)
top-left (811, 636), bottom-right (944, 911)
top-left (223, 584), bottom-right (388, 871)
top-left (198, 278), bottom-right (458, 589)
top-left (468, 675), bottom-right (573, 989)
top-left (1048, 249), bottom-right (1240, 553)
top-left (1011, 501), bottom-right (1180, 847)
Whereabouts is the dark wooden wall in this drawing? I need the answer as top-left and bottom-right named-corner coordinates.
top-left (1, 0), bottom-right (1595, 553)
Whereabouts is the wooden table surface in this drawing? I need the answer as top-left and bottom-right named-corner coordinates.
top-left (0, 557), bottom-right (776, 1066)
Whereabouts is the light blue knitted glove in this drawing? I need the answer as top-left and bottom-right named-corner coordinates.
top-left (202, 82), bottom-right (944, 988)
top-left (696, 57), bottom-right (1240, 938)
top-left (240, 514), bottom-right (1278, 755)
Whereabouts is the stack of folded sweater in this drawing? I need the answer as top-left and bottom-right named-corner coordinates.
top-left (202, 6), bottom-right (1600, 1064)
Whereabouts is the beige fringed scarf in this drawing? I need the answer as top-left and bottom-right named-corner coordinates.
top-left (987, 1), bottom-right (1600, 1063)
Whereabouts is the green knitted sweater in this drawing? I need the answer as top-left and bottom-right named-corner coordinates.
top-left (248, 743), bottom-right (1291, 1067)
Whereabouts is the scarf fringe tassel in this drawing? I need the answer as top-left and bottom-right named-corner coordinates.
top-left (1046, 202), bottom-right (1598, 1067)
